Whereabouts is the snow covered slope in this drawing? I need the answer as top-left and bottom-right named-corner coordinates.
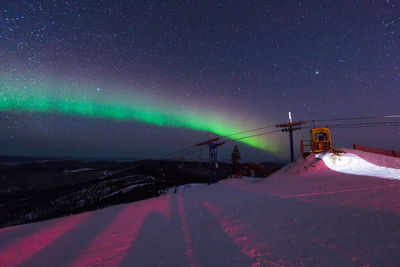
top-left (1, 148), bottom-right (400, 266)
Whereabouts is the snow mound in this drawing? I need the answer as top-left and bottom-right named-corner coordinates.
top-left (316, 151), bottom-right (400, 180)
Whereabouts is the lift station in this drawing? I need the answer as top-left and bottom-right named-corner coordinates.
top-left (300, 128), bottom-right (333, 157)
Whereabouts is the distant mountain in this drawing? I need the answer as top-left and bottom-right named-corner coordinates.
top-left (0, 155), bottom-right (138, 163)
top-left (0, 155), bottom-right (52, 163)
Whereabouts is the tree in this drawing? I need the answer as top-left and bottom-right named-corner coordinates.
top-left (231, 145), bottom-right (241, 174)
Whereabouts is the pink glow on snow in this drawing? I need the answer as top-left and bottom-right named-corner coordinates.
top-left (202, 200), bottom-right (284, 266)
top-left (0, 225), bottom-right (19, 236)
top-left (71, 195), bottom-right (171, 267)
top-left (0, 212), bottom-right (90, 267)
top-left (0, 228), bottom-right (11, 235)
top-left (1, 148), bottom-right (399, 266)
top-left (224, 150), bottom-right (400, 214)
top-left (177, 193), bottom-right (195, 267)
top-left (307, 237), bottom-right (369, 265)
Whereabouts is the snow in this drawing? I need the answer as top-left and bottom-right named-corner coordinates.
top-left (240, 176), bottom-right (264, 183)
top-left (64, 168), bottom-right (95, 173)
top-left (1, 148), bottom-right (400, 266)
top-left (316, 151), bottom-right (400, 179)
top-left (100, 183), bottom-right (149, 199)
top-left (164, 183), bottom-right (208, 194)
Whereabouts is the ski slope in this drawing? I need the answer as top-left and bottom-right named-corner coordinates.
top-left (1, 149), bottom-right (400, 266)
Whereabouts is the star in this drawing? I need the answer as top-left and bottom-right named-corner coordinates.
top-left (0, 0), bottom-right (398, 161)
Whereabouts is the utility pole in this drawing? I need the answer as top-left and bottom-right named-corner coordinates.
top-left (195, 135), bottom-right (225, 184)
top-left (276, 112), bottom-right (306, 162)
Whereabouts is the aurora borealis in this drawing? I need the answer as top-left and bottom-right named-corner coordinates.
top-left (0, 74), bottom-right (274, 151)
top-left (1, 1), bottom-right (399, 160)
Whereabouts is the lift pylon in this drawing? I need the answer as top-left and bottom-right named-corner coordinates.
top-left (195, 133), bottom-right (225, 184)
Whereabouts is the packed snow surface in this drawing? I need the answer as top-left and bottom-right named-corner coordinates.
top-left (1, 148), bottom-right (400, 266)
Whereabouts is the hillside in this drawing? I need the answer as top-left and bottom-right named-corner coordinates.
top-left (0, 159), bottom-right (234, 227)
top-left (1, 148), bottom-right (399, 266)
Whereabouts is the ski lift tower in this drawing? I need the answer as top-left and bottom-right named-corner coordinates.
top-left (195, 134), bottom-right (225, 184)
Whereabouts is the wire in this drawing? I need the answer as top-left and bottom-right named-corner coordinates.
top-left (181, 149), bottom-right (204, 159)
top-left (164, 113), bottom-right (400, 160)
top-left (301, 120), bottom-right (400, 129)
top-left (327, 121), bottom-right (400, 128)
top-left (223, 129), bottom-right (281, 143)
top-left (219, 125), bottom-right (276, 138)
top-left (169, 129), bottom-right (281, 160)
top-left (167, 148), bottom-right (203, 161)
top-left (307, 114), bottom-right (400, 122)
top-left (163, 123), bottom-right (276, 159)
top-left (331, 123), bottom-right (400, 129)
top-left (163, 144), bottom-right (195, 159)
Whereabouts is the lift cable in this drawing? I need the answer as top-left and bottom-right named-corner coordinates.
top-left (165, 114), bottom-right (400, 160)
top-left (167, 148), bottom-right (204, 161)
top-left (180, 148), bottom-right (205, 159)
top-left (222, 129), bottom-right (281, 143)
top-left (329, 123), bottom-right (400, 129)
top-left (219, 125), bottom-right (276, 138)
top-left (163, 144), bottom-right (196, 159)
top-left (306, 114), bottom-right (400, 122)
top-left (172, 129), bottom-right (280, 158)
top-left (164, 124), bottom-right (276, 159)
top-left (301, 120), bottom-right (400, 129)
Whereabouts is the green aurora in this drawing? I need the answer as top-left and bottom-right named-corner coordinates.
top-left (0, 76), bottom-right (277, 152)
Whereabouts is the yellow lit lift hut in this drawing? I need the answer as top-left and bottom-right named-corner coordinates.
top-left (301, 128), bottom-right (332, 156)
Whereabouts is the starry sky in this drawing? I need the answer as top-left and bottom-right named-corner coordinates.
top-left (0, 1), bottom-right (399, 161)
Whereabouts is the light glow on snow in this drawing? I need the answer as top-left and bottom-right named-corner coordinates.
top-left (2, 170), bottom-right (400, 265)
top-left (0, 212), bottom-right (90, 267)
top-left (316, 152), bottom-right (400, 180)
top-left (71, 195), bottom-right (171, 267)
top-left (3, 149), bottom-right (400, 266)
top-left (177, 194), bottom-right (195, 267)
top-left (202, 200), bottom-right (283, 266)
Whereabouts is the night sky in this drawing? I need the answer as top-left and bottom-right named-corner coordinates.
top-left (0, 1), bottom-right (399, 162)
